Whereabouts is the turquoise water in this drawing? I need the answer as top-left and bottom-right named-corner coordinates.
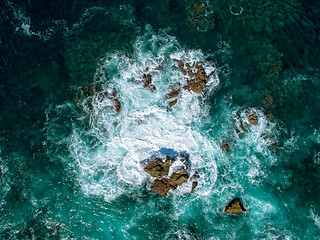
top-left (1, 0), bottom-right (320, 239)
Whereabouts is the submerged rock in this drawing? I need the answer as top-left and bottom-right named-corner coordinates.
top-left (143, 153), bottom-right (197, 196)
top-left (224, 197), bottom-right (246, 214)
top-left (262, 94), bottom-right (274, 107)
top-left (75, 83), bottom-right (121, 114)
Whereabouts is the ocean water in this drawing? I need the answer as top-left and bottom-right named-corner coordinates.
top-left (1, 0), bottom-right (320, 239)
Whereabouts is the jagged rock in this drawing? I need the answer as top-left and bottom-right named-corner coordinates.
top-left (149, 84), bottom-right (156, 92)
top-left (191, 181), bottom-right (198, 191)
top-left (169, 99), bottom-right (178, 108)
top-left (222, 141), bottom-right (230, 152)
top-left (112, 99), bottom-right (121, 113)
top-left (167, 89), bottom-right (180, 99)
top-left (179, 154), bottom-right (189, 168)
top-left (190, 170), bottom-right (200, 191)
top-left (144, 153), bottom-right (197, 196)
top-left (150, 178), bottom-right (173, 196)
top-left (179, 61), bottom-right (209, 93)
top-left (109, 91), bottom-right (122, 113)
top-left (168, 170), bottom-right (189, 186)
top-left (142, 72), bottom-right (157, 91)
top-left (143, 157), bottom-right (173, 178)
top-left (143, 74), bottom-right (152, 88)
top-left (224, 197), bottom-right (246, 214)
top-left (248, 112), bottom-right (258, 125)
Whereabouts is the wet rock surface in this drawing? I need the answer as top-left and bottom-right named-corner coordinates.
top-left (143, 153), bottom-right (198, 196)
top-left (224, 197), bottom-right (246, 214)
top-left (222, 141), bottom-right (230, 152)
top-left (248, 111), bottom-right (258, 125)
top-left (179, 61), bottom-right (209, 93)
top-left (142, 68), bottom-right (156, 92)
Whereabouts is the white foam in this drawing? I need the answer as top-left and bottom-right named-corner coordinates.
top-left (67, 28), bottom-right (220, 201)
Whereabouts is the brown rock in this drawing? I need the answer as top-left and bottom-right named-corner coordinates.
top-left (144, 154), bottom-right (199, 196)
top-left (191, 181), bottom-right (198, 191)
top-left (112, 99), bottom-right (121, 113)
top-left (179, 154), bottom-right (189, 168)
top-left (143, 74), bottom-right (152, 88)
top-left (150, 179), bottom-right (173, 196)
top-left (189, 82), bottom-right (204, 93)
top-left (179, 62), bottom-right (209, 93)
top-left (168, 170), bottom-right (189, 186)
top-left (222, 141), bottom-right (230, 152)
top-left (169, 99), bottom-right (178, 108)
top-left (248, 112), bottom-right (258, 125)
top-left (149, 84), bottom-right (156, 92)
top-left (224, 197), bottom-right (246, 214)
top-left (167, 90), bottom-right (180, 99)
top-left (144, 158), bottom-right (171, 178)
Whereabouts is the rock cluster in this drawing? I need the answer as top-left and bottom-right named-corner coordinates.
top-left (142, 67), bottom-right (156, 92)
top-left (143, 154), bottom-right (199, 196)
top-left (224, 197), bottom-right (246, 214)
top-left (166, 61), bottom-right (209, 108)
top-left (167, 85), bottom-right (181, 108)
top-left (179, 61), bottom-right (209, 93)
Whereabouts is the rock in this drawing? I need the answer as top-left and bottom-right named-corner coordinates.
top-left (149, 84), bottom-right (156, 92)
top-left (224, 197), bottom-right (246, 214)
top-left (222, 141), bottom-right (230, 152)
top-left (143, 153), bottom-right (198, 196)
top-left (262, 94), bottom-right (274, 107)
top-left (179, 61), bottom-right (209, 93)
top-left (168, 170), bottom-right (189, 186)
top-left (144, 157), bottom-right (173, 178)
top-left (109, 91), bottom-right (122, 113)
top-left (179, 154), bottom-right (189, 168)
top-left (191, 181), bottom-right (198, 191)
top-left (143, 74), bottom-right (152, 88)
top-left (150, 179), bottom-right (174, 196)
top-left (169, 99), bottom-right (178, 108)
top-left (112, 99), bottom-right (121, 113)
top-left (167, 89), bottom-right (180, 99)
top-left (142, 72), bottom-right (157, 91)
top-left (190, 170), bottom-right (200, 192)
top-left (248, 112), bottom-right (258, 125)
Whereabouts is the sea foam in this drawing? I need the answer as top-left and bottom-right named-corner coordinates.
top-left (66, 27), bottom-right (219, 201)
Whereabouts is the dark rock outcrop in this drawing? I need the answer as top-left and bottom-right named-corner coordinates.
top-left (169, 99), bottom-right (178, 108)
top-left (224, 197), bottom-right (246, 214)
top-left (179, 61), bottom-right (209, 93)
top-left (143, 153), bottom-right (198, 196)
top-left (222, 141), bottom-right (230, 152)
top-left (248, 111), bottom-right (258, 125)
top-left (142, 68), bottom-right (156, 92)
